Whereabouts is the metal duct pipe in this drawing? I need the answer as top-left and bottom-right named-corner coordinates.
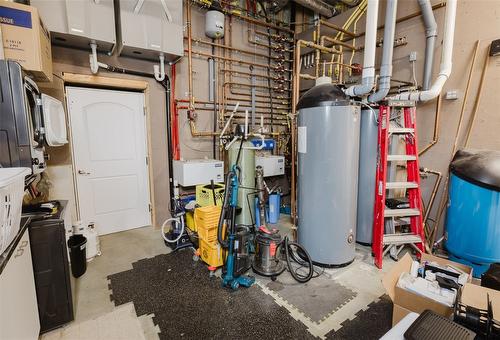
top-left (323, 0), bottom-right (362, 6)
top-left (293, 0), bottom-right (339, 18)
top-left (391, 0), bottom-right (457, 101)
top-left (368, 0), bottom-right (398, 102)
top-left (418, 0), bottom-right (438, 90)
top-left (345, 0), bottom-right (379, 97)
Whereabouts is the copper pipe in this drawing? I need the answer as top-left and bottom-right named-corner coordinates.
top-left (230, 90), bottom-right (290, 101)
top-left (465, 44), bottom-right (491, 147)
top-left (221, 69), bottom-right (291, 83)
top-left (247, 33), bottom-right (293, 53)
top-left (187, 0), bottom-right (194, 109)
top-left (320, 35), bottom-right (358, 51)
top-left (254, 29), bottom-right (294, 44)
top-left (320, 19), bottom-right (357, 38)
top-left (299, 73), bottom-right (317, 80)
top-left (224, 81), bottom-right (291, 92)
top-left (188, 37), bottom-right (291, 63)
top-left (191, 0), bottom-right (293, 33)
top-left (187, 49), bottom-right (293, 72)
top-left (421, 168), bottom-right (442, 251)
top-left (419, 94), bottom-right (442, 156)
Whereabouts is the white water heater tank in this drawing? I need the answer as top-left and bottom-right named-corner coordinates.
top-left (205, 10), bottom-right (224, 39)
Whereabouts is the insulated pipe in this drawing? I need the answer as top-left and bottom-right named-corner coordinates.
top-left (344, 0), bottom-right (379, 97)
top-left (390, 0), bottom-right (457, 101)
top-left (292, 0), bottom-right (339, 18)
top-left (368, 0), bottom-right (397, 102)
top-left (419, 0), bottom-right (438, 90)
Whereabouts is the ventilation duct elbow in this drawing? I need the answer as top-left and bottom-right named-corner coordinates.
top-left (344, 0), bottom-right (379, 97)
top-left (368, 0), bottom-right (398, 103)
top-left (292, 0), bottom-right (339, 18)
top-left (419, 0), bottom-right (438, 90)
top-left (391, 0), bottom-right (457, 102)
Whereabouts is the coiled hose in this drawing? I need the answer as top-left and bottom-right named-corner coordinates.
top-left (283, 236), bottom-right (314, 283)
top-left (161, 215), bottom-right (185, 243)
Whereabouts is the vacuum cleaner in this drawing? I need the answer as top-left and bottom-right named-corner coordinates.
top-left (218, 162), bottom-right (255, 290)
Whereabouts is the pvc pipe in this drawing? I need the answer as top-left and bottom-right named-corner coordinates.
top-left (0, 26), bottom-right (4, 60)
top-left (368, 0), bottom-right (398, 103)
top-left (244, 109), bottom-right (248, 139)
top-left (390, 0), bottom-right (457, 101)
top-left (154, 54), bottom-right (166, 82)
top-left (344, 0), bottom-right (379, 97)
top-left (419, 0), bottom-right (438, 90)
top-left (89, 42), bottom-right (99, 74)
top-left (220, 103), bottom-right (240, 138)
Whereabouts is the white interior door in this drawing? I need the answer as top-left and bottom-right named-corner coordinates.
top-left (66, 87), bottom-right (151, 235)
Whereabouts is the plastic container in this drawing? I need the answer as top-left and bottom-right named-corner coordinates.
top-left (185, 211), bottom-right (196, 231)
top-left (0, 167), bottom-right (30, 254)
top-left (268, 194), bottom-right (281, 224)
top-left (196, 184), bottom-right (225, 207)
top-left (199, 238), bottom-right (226, 267)
top-left (68, 234), bottom-right (87, 278)
top-left (195, 205), bottom-right (222, 243)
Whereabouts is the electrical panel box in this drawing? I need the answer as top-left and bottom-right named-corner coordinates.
top-left (116, 0), bottom-right (183, 62)
top-left (256, 155), bottom-right (285, 177)
top-left (173, 159), bottom-right (224, 187)
top-left (30, 0), bottom-right (116, 53)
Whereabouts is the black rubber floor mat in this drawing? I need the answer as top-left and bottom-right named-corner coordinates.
top-left (325, 295), bottom-right (393, 340)
top-left (108, 249), bottom-right (316, 339)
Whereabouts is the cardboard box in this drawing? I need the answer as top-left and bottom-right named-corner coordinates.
top-left (0, 2), bottom-right (52, 81)
top-left (383, 253), bottom-right (473, 326)
top-left (461, 283), bottom-right (500, 317)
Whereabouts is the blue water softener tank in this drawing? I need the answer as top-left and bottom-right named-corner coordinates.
top-left (445, 149), bottom-right (500, 277)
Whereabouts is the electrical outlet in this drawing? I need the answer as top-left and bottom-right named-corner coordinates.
top-left (409, 51), bottom-right (417, 62)
top-left (445, 90), bottom-right (459, 100)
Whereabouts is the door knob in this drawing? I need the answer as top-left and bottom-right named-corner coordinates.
top-left (78, 170), bottom-right (91, 175)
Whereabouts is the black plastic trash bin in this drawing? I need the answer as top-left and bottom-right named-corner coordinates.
top-left (68, 234), bottom-right (87, 278)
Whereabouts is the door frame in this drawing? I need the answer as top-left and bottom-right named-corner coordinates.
top-left (62, 72), bottom-right (156, 228)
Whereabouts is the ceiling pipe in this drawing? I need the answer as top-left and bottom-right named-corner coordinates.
top-left (292, 0), bottom-right (339, 18)
top-left (390, 0), bottom-right (457, 101)
top-left (368, 0), bottom-right (398, 103)
top-left (418, 0), bottom-right (438, 90)
top-left (344, 0), bottom-right (379, 97)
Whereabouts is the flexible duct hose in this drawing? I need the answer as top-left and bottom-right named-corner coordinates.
top-left (217, 172), bottom-right (234, 249)
top-left (161, 216), bottom-right (185, 243)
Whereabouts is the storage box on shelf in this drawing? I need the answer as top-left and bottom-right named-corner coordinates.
top-left (0, 2), bottom-right (52, 81)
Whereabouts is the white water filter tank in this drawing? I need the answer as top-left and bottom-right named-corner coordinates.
top-left (205, 10), bottom-right (224, 39)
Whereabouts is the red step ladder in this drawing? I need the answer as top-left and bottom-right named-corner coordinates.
top-left (372, 101), bottom-right (425, 269)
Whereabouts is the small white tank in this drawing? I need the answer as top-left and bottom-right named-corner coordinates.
top-left (205, 10), bottom-right (224, 39)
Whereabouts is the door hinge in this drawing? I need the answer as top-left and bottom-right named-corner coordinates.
top-left (148, 203), bottom-right (152, 212)
top-left (145, 156), bottom-right (149, 165)
top-left (143, 106), bottom-right (147, 116)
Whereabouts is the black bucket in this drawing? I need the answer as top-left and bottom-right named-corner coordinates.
top-left (68, 234), bottom-right (87, 278)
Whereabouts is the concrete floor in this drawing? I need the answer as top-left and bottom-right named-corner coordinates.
top-left (41, 226), bottom-right (168, 340)
top-left (40, 217), bottom-right (396, 339)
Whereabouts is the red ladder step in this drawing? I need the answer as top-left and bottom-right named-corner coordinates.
top-left (372, 104), bottom-right (425, 269)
